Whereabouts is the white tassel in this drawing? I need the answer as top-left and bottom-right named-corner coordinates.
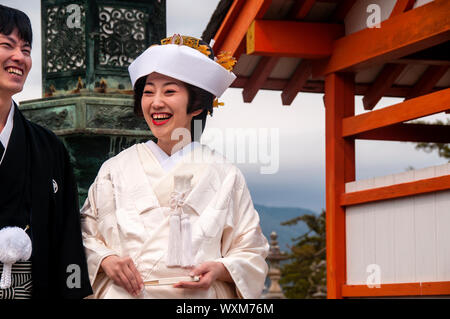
top-left (0, 226), bottom-right (32, 289)
top-left (166, 213), bottom-right (182, 267)
top-left (0, 263), bottom-right (12, 289)
top-left (166, 174), bottom-right (194, 267)
top-left (181, 214), bottom-right (193, 267)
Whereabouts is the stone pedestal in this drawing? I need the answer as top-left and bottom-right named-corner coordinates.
top-left (262, 231), bottom-right (288, 299)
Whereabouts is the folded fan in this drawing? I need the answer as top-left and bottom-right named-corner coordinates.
top-left (144, 276), bottom-right (200, 286)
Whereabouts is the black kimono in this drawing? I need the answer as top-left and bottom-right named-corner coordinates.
top-left (0, 103), bottom-right (92, 299)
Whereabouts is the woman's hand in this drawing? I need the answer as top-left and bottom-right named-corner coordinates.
top-left (173, 261), bottom-right (232, 289)
top-left (100, 255), bottom-right (144, 296)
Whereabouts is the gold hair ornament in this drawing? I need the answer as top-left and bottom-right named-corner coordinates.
top-left (213, 98), bottom-right (224, 108)
top-left (214, 52), bottom-right (237, 72)
top-left (160, 35), bottom-right (236, 72)
top-left (159, 35), bottom-right (237, 113)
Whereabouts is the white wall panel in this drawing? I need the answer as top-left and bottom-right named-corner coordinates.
top-left (373, 174), bottom-right (396, 283)
top-left (346, 163), bottom-right (450, 285)
top-left (435, 165), bottom-right (450, 281)
top-left (413, 167), bottom-right (437, 282)
top-left (392, 171), bottom-right (416, 282)
top-left (345, 183), bottom-right (366, 284)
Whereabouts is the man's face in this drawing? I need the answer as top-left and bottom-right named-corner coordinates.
top-left (0, 28), bottom-right (32, 96)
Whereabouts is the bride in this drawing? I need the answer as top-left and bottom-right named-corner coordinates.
top-left (80, 35), bottom-right (269, 299)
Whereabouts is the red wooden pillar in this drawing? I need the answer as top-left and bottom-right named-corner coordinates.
top-left (324, 72), bottom-right (355, 299)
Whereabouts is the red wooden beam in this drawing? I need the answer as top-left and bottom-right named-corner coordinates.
top-left (342, 281), bottom-right (450, 297)
top-left (234, 38), bottom-right (247, 63)
top-left (389, 0), bottom-right (416, 17)
top-left (313, 0), bottom-right (450, 76)
top-left (242, 56), bottom-right (279, 103)
top-left (231, 76), bottom-right (285, 90)
top-left (342, 88), bottom-right (450, 137)
top-left (329, 0), bottom-right (357, 22)
top-left (406, 65), bottom-right (449, 100)
top-left (354, 123), bottom-right (450, 143)
top-left (231, 76), bottom-right (420, 97)
top-left (341, 175), bottom-right (450, 206)
top-left (213, 0), bottom-right (272, 58)
top-left (362, 63), bottom-right (407, 110)
top-left (393, 58), bottom-right (450, 66)
top-left (212, 0), bottom-right (244, 54)
top-left (395, 41), bottom-right (450, 66)
top-left (325, 72), bottom-right (355, 299)
top-left (246, 20), bottom-right (344, 58)
top-left (291, 0), bottom-right (316, 19)
top-left (281, 60), bottom-right (312, 105)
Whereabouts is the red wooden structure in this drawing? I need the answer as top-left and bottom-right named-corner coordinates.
top-left (203, 0), bottom-right (450, 298)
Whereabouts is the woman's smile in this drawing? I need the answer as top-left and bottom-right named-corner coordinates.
top-left (151, 112), bottom-right (173, 126)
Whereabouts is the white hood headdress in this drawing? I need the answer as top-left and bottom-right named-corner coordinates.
top-left (128, 34), bottom-right (236, 98)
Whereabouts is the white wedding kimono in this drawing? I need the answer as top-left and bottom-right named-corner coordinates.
top-left (80, 141), bottom-right (269, 299)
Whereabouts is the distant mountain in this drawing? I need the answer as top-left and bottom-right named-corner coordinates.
top-left (254, 204), bottom-right (317, 253)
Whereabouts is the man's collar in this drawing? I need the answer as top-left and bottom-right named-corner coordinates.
top-left (0, 100), bottom-right (15, 149)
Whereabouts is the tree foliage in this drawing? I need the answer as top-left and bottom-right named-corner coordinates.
top-left (414, 119), bottom-right (450, 160)
top-left (279, 210), bottom-right (326, 299)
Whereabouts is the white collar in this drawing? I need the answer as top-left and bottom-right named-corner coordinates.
top-left (0, 101), bottom-right (15, 150)
top-left (145, 140), bottom-right (201, 172)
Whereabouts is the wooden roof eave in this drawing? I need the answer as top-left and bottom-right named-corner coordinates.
top-left (361, 0), bottom-right (430, 111)
top-left (231, 76), bottom-right (437, 99)
top-left (212, 0), bottom-right (272, 59)
top-left (234, 0), bottom-right (343, 104)
top-left (246, 20), bottom-right (344, 58)
top-left (208, 0), bottom-right (449, 105)
top-left (405, 66), bottom-right (450, 100)
top-left (312, 0), bottom-right (450, 77)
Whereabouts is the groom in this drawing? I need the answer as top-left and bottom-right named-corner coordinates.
top-left (0, 4), bottom-right (92, 299)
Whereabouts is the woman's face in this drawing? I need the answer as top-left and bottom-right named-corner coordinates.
top-left (141, 72), bottom-right (202, 142)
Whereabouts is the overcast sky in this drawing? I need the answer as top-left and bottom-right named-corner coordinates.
top-left (3, 0), bottom-right (448, 213)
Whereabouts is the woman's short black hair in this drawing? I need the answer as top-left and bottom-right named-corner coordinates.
top-left (0, 5), bottom-right (33, 47)
top-left (133, 76), bottom-right (214, 142)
